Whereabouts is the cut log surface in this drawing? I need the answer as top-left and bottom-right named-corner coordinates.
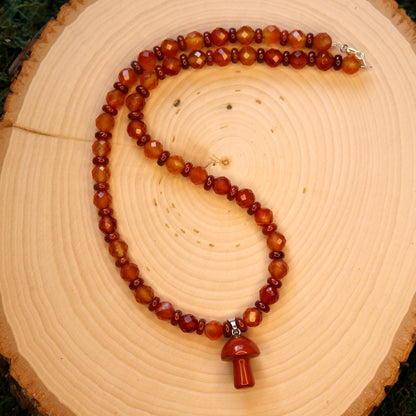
top-left (1, 0), bottom-right (416, 415)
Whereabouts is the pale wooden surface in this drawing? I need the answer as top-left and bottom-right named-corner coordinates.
top-left (1, 0), bottom-right (416, 415)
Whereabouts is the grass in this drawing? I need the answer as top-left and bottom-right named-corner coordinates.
top-left (0, 0), bottom-right (415, 414)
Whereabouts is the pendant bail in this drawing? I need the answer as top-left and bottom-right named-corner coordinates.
top-left (229, 319), bottom-right (241, 337)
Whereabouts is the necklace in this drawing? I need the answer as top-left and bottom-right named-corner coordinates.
top-left (91, 25), bottom-right (365, 389)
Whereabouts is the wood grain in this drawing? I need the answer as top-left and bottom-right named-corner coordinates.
top-left (1, 0), bottom-right (416, 415)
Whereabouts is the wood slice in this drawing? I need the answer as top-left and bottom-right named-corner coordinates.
top-left (1, 0), bottom-right (416, 415)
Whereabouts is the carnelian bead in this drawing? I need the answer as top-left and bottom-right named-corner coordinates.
top-left (290, 50), bottom-right (308, 69)
top-left (259, 284), bottom-right (279, 305)
top-left (267, 232), bottom-right (286, 251)
top-left (160, 38), bottom-right (179, 57)
top-left (243, 307), bottom-right (263, 327)
top-left (211, 27), bottom-right (229, 46)
top-left (265, 48), bottom-right (283, 67)
top-left (239, 46), bottom-right (257, 65)
top-left (98, 216), bottom-right (117, 234)
top-left (92, 140), bottom-right (111, 157)
top-left (205, 320), bottom-right (223, 340)
top-left (342, 54), bottom-right (361, 74)
top-left (313, 32), bottom-right (332, 52)
top-left (236, 188), bottom-right (255, 208)
top-left (185, 31), bottom-right (204, 51)
top-left (212, 176), bottom-right (231, 195)
top-left (263, 25), bottom-right (281, 44)
top-left (127, 120), bottom-right (147, 139)
top-left (95, 113), bottom-right (114, 132)
top-left (213, 47), bottom-right (231, 66)
top-left (162, 57), bottom-right (181, 76)
top-left (109, 239), bottom-right (128, 258)
top-left (135, 285), bottom-right (154, 304)
top-left (236, 25), bottom-right (255, 45)
top-left (165, 155), bottom-right (185, 174)
top-left (179, 314), bottom-right (198, 333)
top-left (268, 259), bottom-right (288, 279)
top-left (139, 72), bottom-right (159, 90)
top-left (138, 50), bottom-right (156, 71)
top-left (126, 93), bottom-right (146, 112)
top-left (288, 30), bottom-right (306, 49)
top-left (316, 51), bottom-right (334, 71)
top-left (106, 89), bottom-right (125, 109)
top-left (120, 263), bottom-right (139, 282)
top-left (92, 165), bottom-right (110, 182)
top-left (188, 50), bottom-right (206, 69)
top-left (254, 208), bottom-right (273, 225)
top-left (118, 68), bottom-right (137, 87)
top-left (155, 301), bottom-right (175, 320)
top-left (144, 140), bottom-right (163, 159)
top-left (189, 166), bottom-right (208, 185)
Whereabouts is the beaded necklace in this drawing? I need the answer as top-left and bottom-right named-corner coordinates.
top-left (92, 25), bottom-right (365, 389)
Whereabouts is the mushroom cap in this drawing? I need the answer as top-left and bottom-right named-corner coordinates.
top-left (221, 335), bottom-right (260, 361)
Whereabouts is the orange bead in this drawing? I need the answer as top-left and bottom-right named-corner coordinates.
top-left (92, 140), bottom-right (111, 157)
top-left (118, 68), bottom-right (137, 87)
top-left (212, 176), bottom-right (231, 195)
top-left (93, 191), bottom-right (112, 209)
top-left (109, 239), bottom-right (128, 258)
top-left (126, 93), bottom-right (146, 112)
top-left (162, 57), bottom-right (181, 76)
top-left (342, 54), bottom-right (361, 74)
top-left (263, 25), bottom-right (281, 44)
top-left (316, 51), bottom-right (334, 71)
top-left (189, 166), bottom-right (208, 185)
top-left (259, 285), bottom-right (279, 305)
top-left (290, 50), bottom-right (308, 69)
top-left (135, 285), bottom-right (154, 304)
top-left (239, 46), bottom-right (257, 65)
top-left (211, 27), bottom-right (229, 46)
top-left (265, 48), bottom-right (283, 67)
top-left (127, 120), bottom-right (147, 139)
top-left (268, 259), bottom-right (288, 279)
top-left (96, 113), bottom-right (114, 132)
top-left (144, 140), bottom-right (163, 159)
top-left (138, 50), bottom-right (157, 71)
top-left (120, 263), bottom-right (140, 282)
top-left (236, 25), bottom-right (255, 45)
top-left (243, 307), bottom-right (262, 327)
top-left (288, 30), bottom-right (306, 49)
top-left (213, 47), bottom-right (231, 66)
top-left (236, 189), bottom-right (255, 208)
top-left (106, 89), bottom-right (125, 108)
top-left (267, 232), bottom-right (286, 251)
top-left (188, 50), bottom-right (206, 69)
top-left (185, 31), bottom-right (204, 51)
top-left (92, 165), bottom-right (110, 182)
top-left (313, 32), bottom-right (332, 52)
top-left (205, 320), bottom-right (223, 340)
top-left (98, 215), bottom-right (116, 234)
top-left (165, 155), bottom-right (185, 174)
top-left (139, 72), bottom-right (159, 90)
top-left (254, 208), bottom-right (273, 226)
top-left (155, 302), bottom-right (175, 320)
top-left (179, 314), bottom-right (199, 332)
top-left (160, 38), bottom-right (179, 57)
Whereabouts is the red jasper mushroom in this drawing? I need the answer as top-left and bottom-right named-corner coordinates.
top-left (221, 335), bottom-right (260, 388)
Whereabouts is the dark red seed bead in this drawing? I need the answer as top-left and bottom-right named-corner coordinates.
top-left (247, 202), bottom-right (261, 215)
top-left (223, 321), bottom-right (232, 337)
top-left (131, 60), bottom-right (144, 74)
top-left (129, 278), bottom-right (144, 290)
top-left (255, 300), bottom-right (270, 313)
top-left (235, 317), bottom-right (248, 332)
top-left (95, 131), bottom-right (112, 140)
top-left (227, 185), bottom-right (239, 200)
top-left (179, 314), bottom-right (199, 333)
top-left (179, 54), bottom-right (189, 69)
top-left (181, 162), bottom-right (193, 177)
top-left (94, 182), bottom-right (109, 191)
top-left (197, 319), bottom-right (206, 335)
top-left (203, 31), bottom-right (212, 47)
top-left (116, 256), bottom-right (130, 267)
top-left (267, 276), bottom-right (283, 288)
top-left (148, 297), bottom-right (160, 311)
top-left (280, 30), bottom-right (288, 45)
top-left (254, 28), bottom-right (263, 43)
top-left (105, 232), bottom-right (119, 243)
top-left (282, 51), bottom-right (290, 66)
top-left (262, 223), bottom-right (278, 235)
top-left (136, 85), bottom-right (150, 97)
top-left (136, 134), bottom-right (151, 146)
top-left (204, 175), bottom-right (214, 190)
top-left (269, 251), bottom-right (285, 259)
top-left (102, 104), bottom-right (117, 116)
top-left (334, 54), bottom-right (343, 70)
top-left (171, 310), bottom-right (182, 326)
top-left (128, 111), bottom-right (144, 120)
top-left (98, 207), bottom-right (113, 217)
top-left (305, 33), bottom-right (314, 48)
top-left (93, 156), bottom-right (109, 166)
top-left (307, 51), bottom-right (316, 66)
top-left (229, 28), bottom-right (237, 43)
top-left (157, 151), bottom-right (170, 166)
top-left (153, 46), bottom-right (164, 60)
top-left (177, 35), bottom-right (186, 51)
top-left (231, 48), bottom-right (239, 63)
top-left (257, 48), bottom-right (265, 63)
top-left (113, 82), bottom-right (129, 94)
top-left (154, 65), bottom-right (166, 80)
top-left (206, 50), bottom-right (214, 65)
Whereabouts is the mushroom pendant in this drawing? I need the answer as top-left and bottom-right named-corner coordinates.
top-left (221, 323), bottom-right (260, 389)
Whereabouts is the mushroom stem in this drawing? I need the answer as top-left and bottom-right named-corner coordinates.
top-left (233, 356), bottom-right (255, 388)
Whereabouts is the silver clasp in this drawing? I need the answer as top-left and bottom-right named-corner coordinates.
top-left (332, 42), bottom-right (369, 69)
top-left (229, 319), bottom-right (241, 337)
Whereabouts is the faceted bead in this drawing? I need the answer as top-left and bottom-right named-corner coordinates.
top-left (268, 259), bottom-right (288, 279)
top-left (211, 27), bottom-right (229, 46)
top-left (263, 25), bottom-right (281, 44)
top-left (162, 57), bottom-right (181, 76)
top-left (267, 232), bottom-right (286, 251)
top-left (313, 33), bottom-right (332, 51)
top-left (342, 54), bottom-right (361, 74)
top-left (94, 191), bottom-right (112, 209)
top-left (134, 285), bottom-right (154, 304)
top-left (254, 208), bottom-right (273, 226)
top-left (188, 50), bottom-right (206, 69)
top-left (316, 51), bottom-right (335, 71)
top-left (239, 46), bottom-right (257, 65)
top-left (118, 68), bottom-right (138, 87)
top-left (138, 50), bottom-right (157, 71)
top-left (155, 301), bottom-right (175, 320)
top-left (236, 189), bottom-right (255, 208)
top-left (288, 30), bottom-right (306, 49)
top-left (185, 31), bottom-right (204, 51)
top-left (139, 72), bottom-right (159, 90)
top-left (161, 38), bottom-right (179, 57)
top-left (259, 284), bottom-right (279, 305)
top-left (290, 50), bottom-right (308, 69)
top-left (92, 166), bottom-right (110, 182)
top-left (96, 113), bottom-right (114, 132)
top-left (106, 89), bottom-right (125, 108)
top-left (144, 140), bottom-right (163, 159)
top-left (205, 320), bottom-right (223, 340)
top-left (189, 166), bottom-right (208, 185)
top-left (127, 120), bottom-right (147, 139)
top-left (120, 263), bottom-right (139, 282)
top-left (265, 48), bottom-right (283, 67)
top-left (165, 155), bottom-right (185, 174)
top-left (212, 176), bottom-right (231, 195)
top-left (126, 93), bottom-right (146, 112)
top-left (98, 215), bottom-right (117, 234)
top-left (243, 307), bottom-right (263, 327)
top-left (108, 239), bottom-right (128, 258)
top-left (179, 314), bottom-right (198, 333)
top-left (236, 25), bottom-right (255, 45)
top-left (213, 47), bottom-right (231, 66)
top-left (92, 140), bottom-right (111, 157)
